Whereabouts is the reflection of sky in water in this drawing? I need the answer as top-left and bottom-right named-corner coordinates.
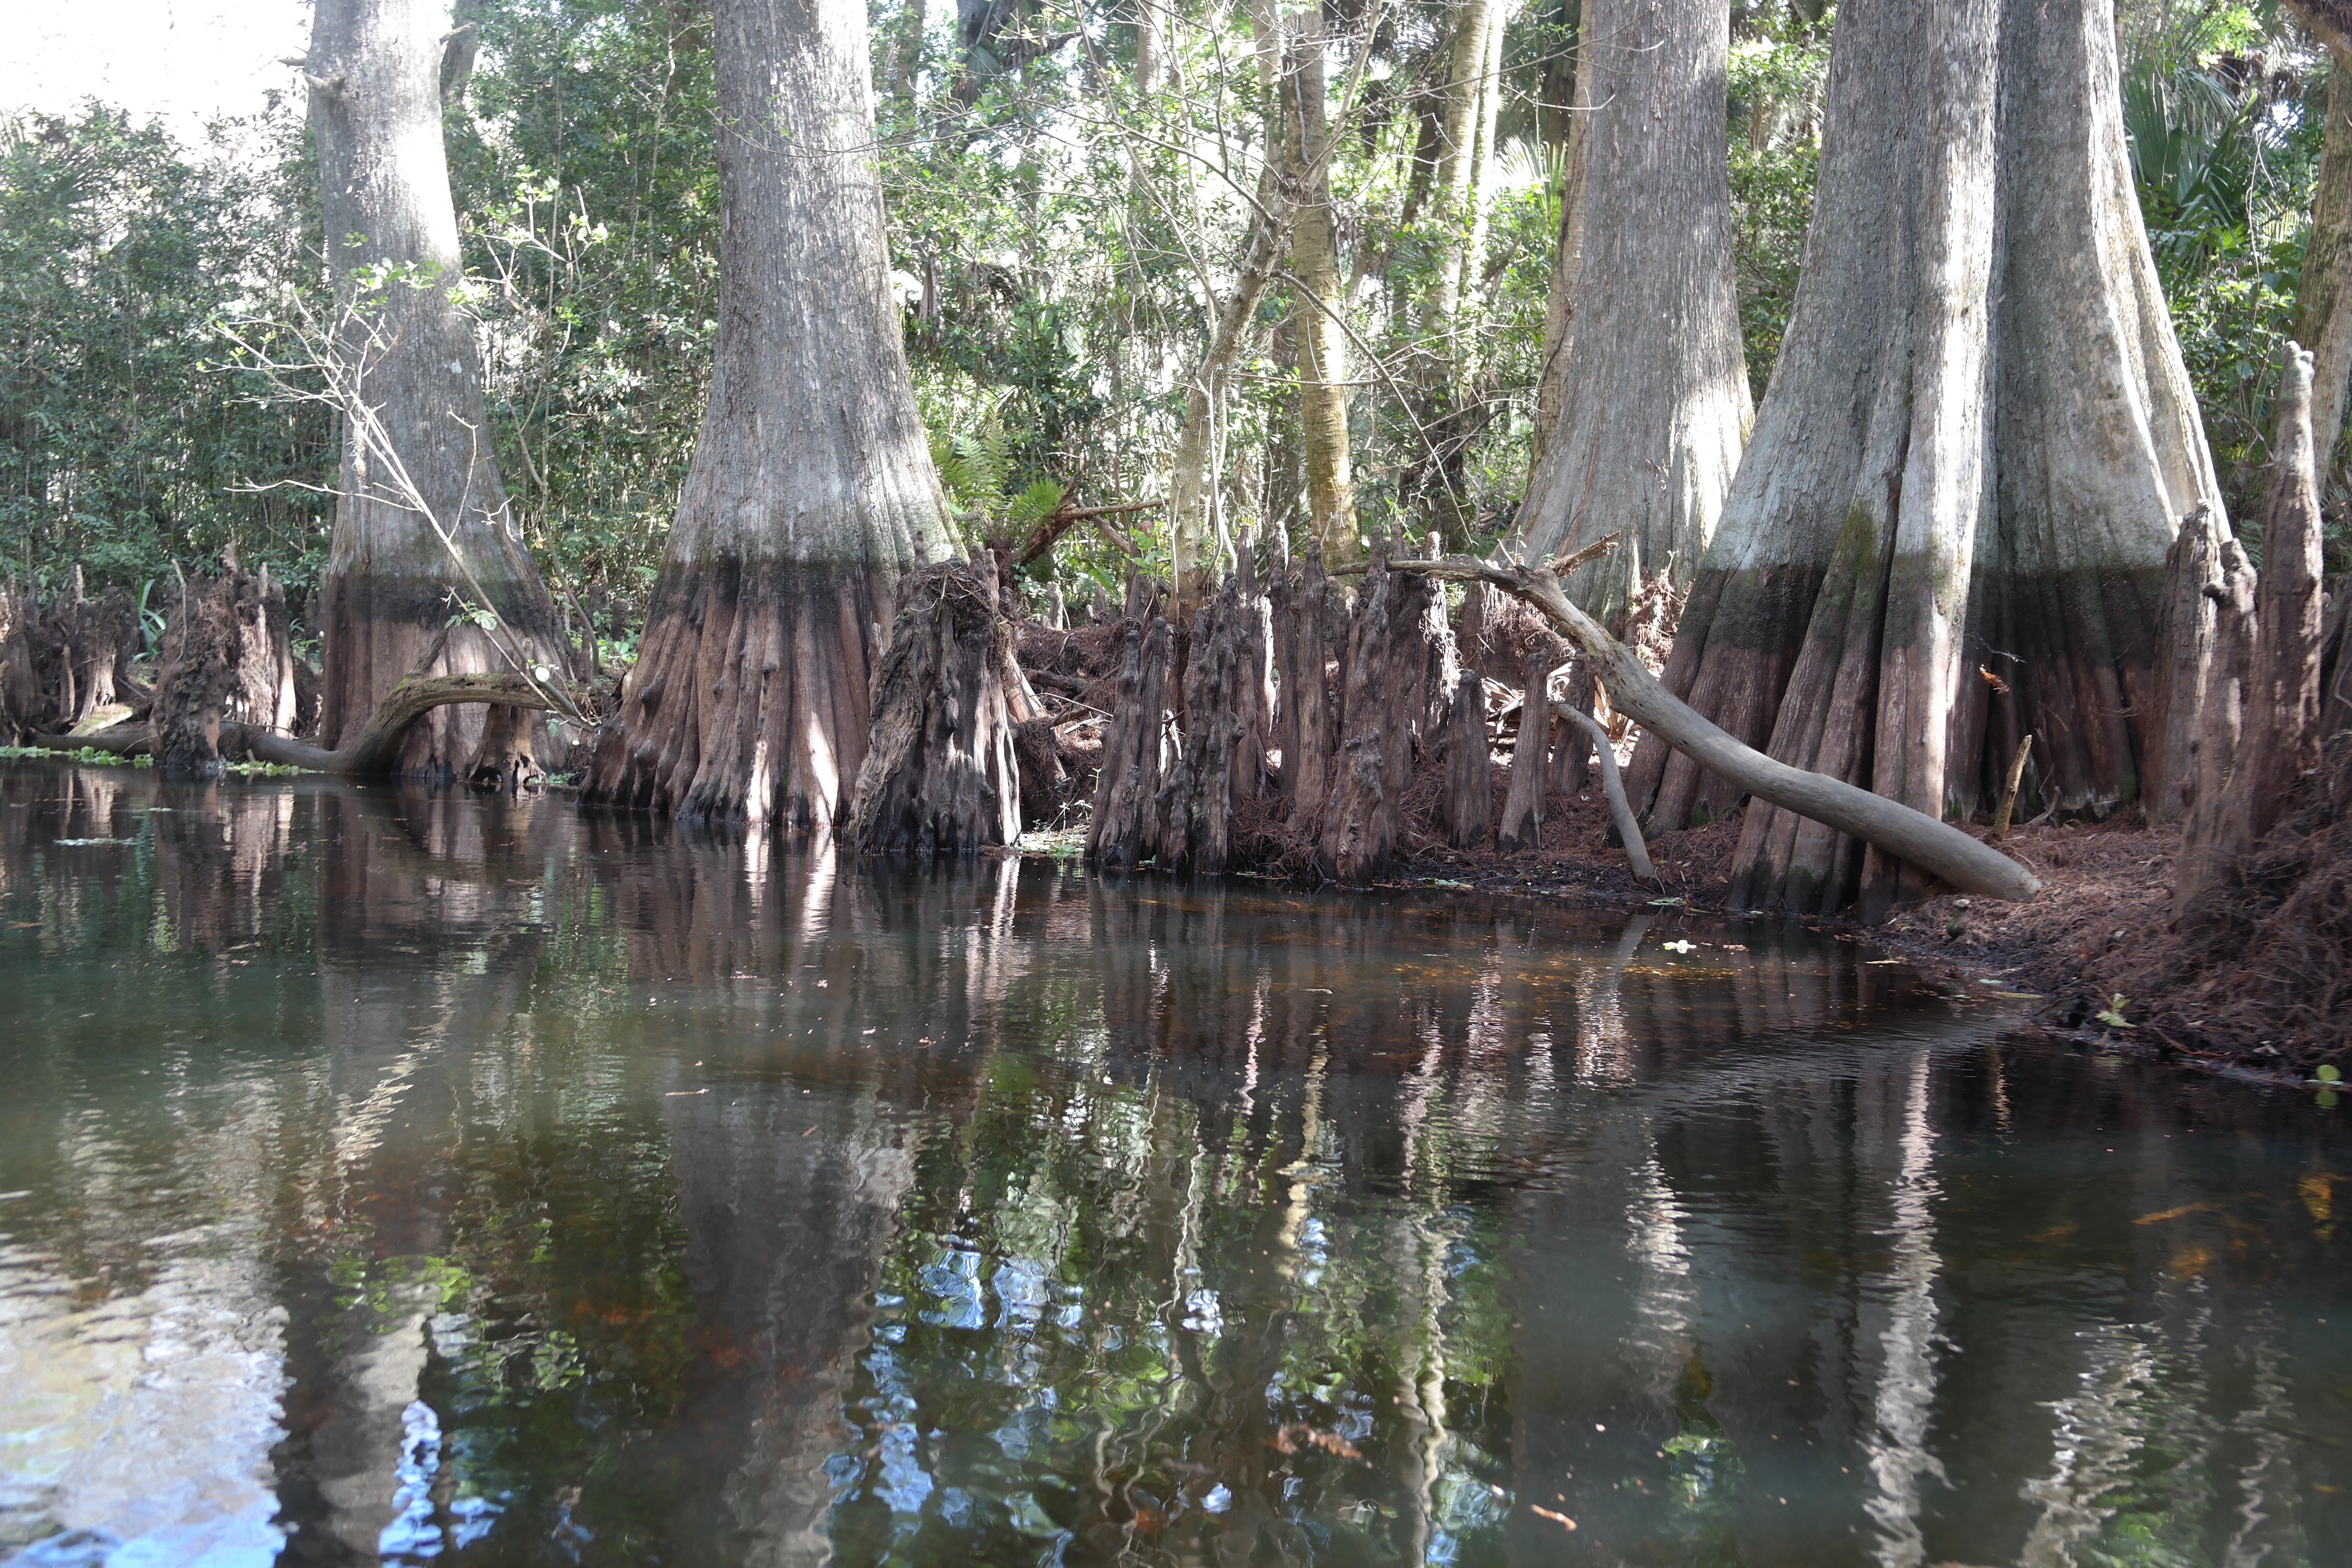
top-left (0, 762), bottom-right (2349, 1566)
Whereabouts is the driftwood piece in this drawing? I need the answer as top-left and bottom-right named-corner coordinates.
top-left (851, 561), bottom-right (1024, 856)
top-left (1385, 552), bottom-right (2044, 903)
top-left (1558, 704), bottom-right (1657, 886)
top-left (1442, 668), bottom-right (1491, 848)
top-left (237, 674), bottom-right (554, 774)
top-left (1495, 643), bottom-right (1556, 853)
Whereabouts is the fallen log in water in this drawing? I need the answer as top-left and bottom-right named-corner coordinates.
top-left (1389, 553), bottom-right (2044, 903)
top-left (40, 672), bottom-right (556, 777)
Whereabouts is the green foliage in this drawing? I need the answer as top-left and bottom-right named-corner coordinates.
top-left (444, 0), bottom-right (721, 593)
top-left (1727, 8), bottom-right (1831, 399)
top-left (2119, 6), bottom-right (2326, 529)
top-left (0, 104), bottom-right (331, 598)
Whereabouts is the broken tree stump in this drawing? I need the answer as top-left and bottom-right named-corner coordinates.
top-left (1086, 617), bottom-right (1180, 869)
top-left (1271, 537), bottom-right (1337, 810)
top-left (0, 587), bottom-right (36, 742)
top-left (1155, 551), bottom-right (1277, 874)
top-left (850, 560), bottom-right (1025, 856)
top-left (1550, 655), bottom-right (1595, 797)
top-left (2176, 343), bottom-right (2328, 927)
top-left (1496, 643), bottom-right (1559, 853)
top-left (1315, 544), bottom-right (1458, 880)
top-left (1443, 668), bottom-right (1491, 848)
top-left (2150, 502), bottom-right (2228, 823)
top-left (152, 566), bottom-right (300, 777)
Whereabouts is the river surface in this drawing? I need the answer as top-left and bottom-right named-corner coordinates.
top-left (0, 760), bottom-right (2346, 1568)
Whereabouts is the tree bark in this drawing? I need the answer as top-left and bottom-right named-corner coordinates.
top-left (2149, 502), bottom-right (2229, 823)
top-left (1442, 668), bottom-right (1491, 848)
top-left (1270, 536), bottom-right (1337, 808)
top-left (581, 0), bottom-right (966, 827)
top-left (151, 568), bottom-right (300, 778)
top-left (2285, 3), bottom-right (2352, 466)
top-left (1531, 44), bottom-right (1588, 462)
top-left (2177, 343), bottom-right (2330, 926)
top-left (1516, 0), bottom-right (1749, 623)
top-left (1280, 10), bottom-right (1359, 564)
top-left (1623, 0), bottom-right (2218, 917)
top-left (2295, 58), bottom-right (2352, 476)
top-left (1495, 643), bottom-right (1556, 852)
top-left (850, 562), bottom-right (1024, 854)
top-left (306, 0), bottom-right (570, 781)
top-left (1421, 0), bottom-right (1498, 350)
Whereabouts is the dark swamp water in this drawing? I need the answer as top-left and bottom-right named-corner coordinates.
top-left (0, 763), bottom-right (2348, 1568)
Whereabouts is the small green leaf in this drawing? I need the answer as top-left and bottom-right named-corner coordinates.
top-left (2318, 1065), bottom-right (2343, 1084)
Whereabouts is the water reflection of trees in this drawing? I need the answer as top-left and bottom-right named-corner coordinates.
top-left (5, 763), bottom-right (2351, 1566)
top-left (811, 876), bottom-right (2352, 1568)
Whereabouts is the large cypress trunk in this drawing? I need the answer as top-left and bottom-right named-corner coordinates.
top-left (1515, 0), bottom-right (1749, 620)
top-left (582, 0), bottom-right (964, 827)
top-left (1625, 0), bottom-right (2220, 917)
top-left (306, 0), bottom-right (569, 780)
top-left (2286, 5), bottom-right (2352, 464)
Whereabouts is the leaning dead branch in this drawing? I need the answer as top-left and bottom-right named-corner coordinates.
top-left (1389, 550), bottom-right (2044, 903)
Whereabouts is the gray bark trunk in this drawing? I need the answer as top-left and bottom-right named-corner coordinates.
top-left (1281, 12), bottom-right (1359, 564)
top-left (2176, 343), bottom-right (2329, 925)
top-left (1625, 0), bottom-right (2219, 917)
top-left (2297, 52), bottom-right (2352, 476)
top-left (1166, 168), bottom-right (1292, 605)
top-left (1421, 0), bottom-right (1498, 348)
top-left (1516, 0), bottom-right (1749, 622)
top-left (2285, 6), bottom-right (2352, 464)
top-left (582, 0), bottom-right (965, 827)
top-left (307, 0), bottom-right (568, 779)
top-left (1530, 27), bottom-right (1588, 465)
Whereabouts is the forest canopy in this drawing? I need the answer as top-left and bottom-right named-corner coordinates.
top-left (4, 0), bottom-right (2334, 644)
